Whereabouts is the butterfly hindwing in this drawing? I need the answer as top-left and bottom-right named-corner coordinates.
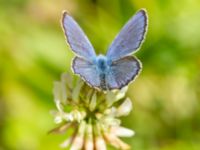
top-left (62, 12), bottom-right (96, 59)
top-left (106, 9), bottom-right (148, 61)
top-left (72, 57), bottom-right (100, 88)
top-left (106, 56), bottom-right (141, 89)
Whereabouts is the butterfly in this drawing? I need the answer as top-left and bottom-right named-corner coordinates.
top-left (62, 9), bottom-right (148, 91)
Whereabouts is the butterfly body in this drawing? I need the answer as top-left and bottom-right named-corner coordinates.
top-left (94, 55), bottom-right (114, 90)
top-left (62, 9), bottom-right (148, 91)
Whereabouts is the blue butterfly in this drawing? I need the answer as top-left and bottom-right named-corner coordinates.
top-left (62, 9), bottom-right (148, 90)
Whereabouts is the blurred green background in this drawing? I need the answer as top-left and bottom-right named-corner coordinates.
top-left (0, 0), bottom-right (200, 149)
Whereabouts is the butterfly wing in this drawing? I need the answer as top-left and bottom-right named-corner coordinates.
top-left (106, 9), bottom-right (148, 61)
top-left (72, 57), bottom-right (100, 88)
top-left (106, 56), bottom-right (141, 90)
top-left (62, 11), bottom-right (96, 59)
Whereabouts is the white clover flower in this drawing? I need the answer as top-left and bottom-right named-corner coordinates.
top-left (116, 98), bottom-right (133, 117)
top-left (50, 73), bottom-right (135, 150)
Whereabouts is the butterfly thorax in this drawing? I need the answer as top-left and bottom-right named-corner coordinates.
top-left (94, 55), bottom-right (111, 74)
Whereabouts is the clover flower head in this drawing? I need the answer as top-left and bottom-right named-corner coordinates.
top-left (50, 73), bottom-right (135, 150)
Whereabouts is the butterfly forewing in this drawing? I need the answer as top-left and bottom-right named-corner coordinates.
top-left (106, 9), bottom-right (148, 61)
top-left (62, 12), bottom-right (96, 59)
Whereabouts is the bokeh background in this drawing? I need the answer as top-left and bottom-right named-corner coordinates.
top-left (0, 0), bottom-right (200, 149)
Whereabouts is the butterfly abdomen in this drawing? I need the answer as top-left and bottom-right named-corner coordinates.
top-left (99, 73), bottom-right (107, 90)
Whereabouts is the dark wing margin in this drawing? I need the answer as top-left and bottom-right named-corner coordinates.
top-left (106, 56), bottom-right (142, 90)
top-left (72, 56), bottom-right (100, 88)
top-left (106, 9), bottom-right (148, 61)
top-left (62, 11), bottom-right (96, 59)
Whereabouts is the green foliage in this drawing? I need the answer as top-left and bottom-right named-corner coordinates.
top-left (0, 0), bottom-right (200, 149)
